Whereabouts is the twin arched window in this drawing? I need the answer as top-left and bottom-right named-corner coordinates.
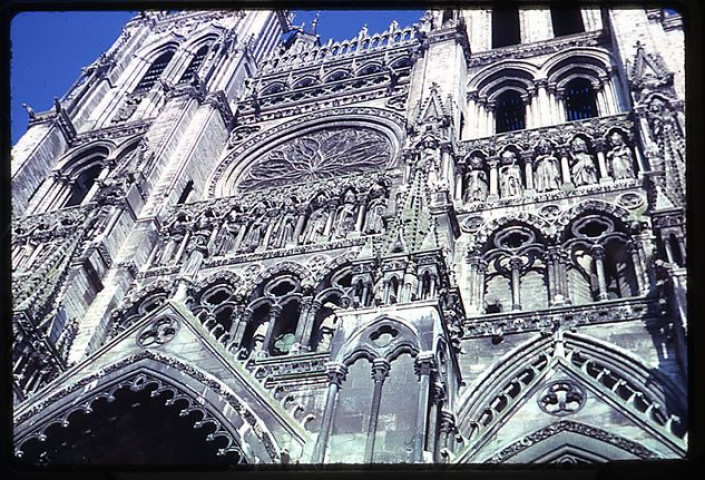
top-left (133, 50), bottom-right (175, 93)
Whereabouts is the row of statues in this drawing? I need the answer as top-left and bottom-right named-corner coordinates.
top-left (155, 186), bottom-right (390, 266)
top-left (462, 131), bottom-right (636, 202)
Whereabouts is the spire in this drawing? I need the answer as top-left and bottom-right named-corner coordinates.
top-left (382, 169), bottom-right (436, 255)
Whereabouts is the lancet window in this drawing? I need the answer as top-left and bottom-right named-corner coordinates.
top-left (134, 50), bottom-right (175, 93)
top-left (564, 78), bottom-right (598, 121)
top-left (551, 6), bottom-right (585, 37)
top-left (492, 6), bottom-right (521, 48)
top-left (495, 90), bottom-right (526, 133)
top-left (178, 45), bottom-right (209, 84)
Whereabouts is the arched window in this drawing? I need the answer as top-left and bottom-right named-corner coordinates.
top-left (178, 46), bottom-right (209, 84)
top-left (495, 91), bottom-right (526, 133)
top-left (551, 6), bottom-right (585, 36)
top-left (492, 6), bottom-right (521, 48)
top-left (564, 78), bottom-right (598, 121)
top-left (134, 50), bottom-right (175, 93)
top-left (63, 164), bottom-right (103, 207)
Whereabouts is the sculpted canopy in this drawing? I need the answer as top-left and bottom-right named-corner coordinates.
top-left (236, 127), bottom-right (393, 190)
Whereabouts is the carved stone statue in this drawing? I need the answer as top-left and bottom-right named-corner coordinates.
top-left (534, 140), bottom-right (561, 193)
top-left (333, 191), bottom-right (357, 238)
top-left (569, 137), bottom-right (598, 187)
top-left (499, 150), bottom-right (523, 198)
top-left (606, 131), bottom-right (635, 180)
top-left (157, 214), bottom-right (190, 265)
top-left (241, 203), bottom-right (268, 252)
top-left (270, 211), bottom-right (296, 248)
top-left (363, 198), bottom-right (386, 234)
top-left (301, 204), bottom-right (329, 244)
top-left (419, 135), bottom-right (442, 187)
top-left (463, 155), bottom-right (488, 203)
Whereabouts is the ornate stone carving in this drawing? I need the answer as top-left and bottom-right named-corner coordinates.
top-left (569, 137), bottom-right (598, 187)
top-left (136, 315), bottom-right (180, 347)
top-left (534, 140), bottom-right (561, 193)
top-left (237, 127), bottom-right (392, 190)
top-left (463, 155), bottom-right (488, 203)
top-left (537, 380), bottom-right (587, 416)
top-left (606, 131), bottom-right (635, 180)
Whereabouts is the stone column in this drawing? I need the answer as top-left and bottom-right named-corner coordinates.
top-left (521, 150), bottom-right (535, 194)
top-left (535, 79), bottom-right (550, 127)
top-left (546, 247), bottom-right (568, 306)
top-left (486, 101), bottom-right (496, 136)
top-left (509, 256), bottom-right (523, 311)
top-left (360, 280), bottom-right (371, 307)
top-left (229, 307), bottom-right (252, 352)
top-left (300, 300), bottom-right (322, 350)
top-left (312, 362), bottom-right (348, 463)
top-left (556, 88), bottom-right (567, 122)
top-left (363, 358), bottom-right (391, 463)
top-left (467, 91), bottom-right (480, 136)
top-left (627, 241), bottom-right (647, 295)
top-left (412, 352), bottom-right (436, 463)
top-left (558, 145), bottom-right (574, 190)
top-left (291, 297), bottom-right (313, 353)
top-left (454, 169), bottom-right (464, 200)
top-left (487, 158), bottom-right (499, 201)
top-left (260, 304), bottom-right (282, 357)
top-left (355, 203), bottom-right (366, 232)
top-left (477, 99), bottom-right (488, 136)
top-left (428, 381), bottom-right (446, 460)
top-left (466, 255), bottom-right (482, 315)
top-left (593, 138), bottom-right (612, 183)
top-left (590, 245), bottom-right (610, 301)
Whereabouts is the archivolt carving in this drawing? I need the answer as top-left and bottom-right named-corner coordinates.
top-left (555, 200), bottom-right (636, 237)
top-left (484, 420), bottom-right (659, 463)
top-left (14, 351), bottom-right (282, 462)
top-left (470, 213), bottom-right (555, 254)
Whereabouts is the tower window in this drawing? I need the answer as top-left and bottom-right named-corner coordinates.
top-left (551, 6), bottom-right (585, 36)
top-left (492, 6), bottom-right (521, 48)
top-left (564, 78), bottom-right (597, 121)
top-left (178, 46), bottom-right (209, 84)
top-left (134, 50), bottom-right (175, 93)
top-left (495, 91), bottom-right (526, 133)
top-left (176, 180), bottom-right (194, 204)
top-left (64, 164), bottom-right (103, 207)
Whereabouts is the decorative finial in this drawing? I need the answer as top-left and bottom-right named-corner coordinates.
top-left (311, 11), bottom-right (320, 33)
top-left (21, 103), bottom-right (36, 119)
top-left (53, 97), bottom-right (62, 113)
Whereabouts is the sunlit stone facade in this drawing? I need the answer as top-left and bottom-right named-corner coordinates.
top-left (11, 7), bottom-right (687, 465)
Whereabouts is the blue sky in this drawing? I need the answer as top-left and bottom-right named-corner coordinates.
top-left (10, 10), bottom-right (424, 144)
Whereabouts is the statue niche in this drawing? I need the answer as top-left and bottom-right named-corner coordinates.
top-left (569, 137), bottom-right (599, 187)
top-left (333, 190), bottom-right (358, 238)
top-left (606, 131), bottom-right (635, 180)
top-left (463, 154), bottom-right (489, 203)
top-left (499, 149), bottom-right (523, 198)
top-left (301, 192), bottom-right (331, 245)
top-left (533, 139), bottom-right (561, 193)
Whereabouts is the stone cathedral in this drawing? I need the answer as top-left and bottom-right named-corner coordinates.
top-left (11, 7), bottom-right (687, 466)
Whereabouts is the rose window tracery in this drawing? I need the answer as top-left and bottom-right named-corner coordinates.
top-left (237, 127), bottom-right (393, 190)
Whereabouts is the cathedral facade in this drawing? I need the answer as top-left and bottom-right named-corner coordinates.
top-left (11, 7), bottom-right (687, 465)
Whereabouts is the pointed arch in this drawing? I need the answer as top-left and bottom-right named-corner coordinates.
top-left (13, 350), bottom-right (283, 464)
top-left (484, 420), bottom-right (658, 463)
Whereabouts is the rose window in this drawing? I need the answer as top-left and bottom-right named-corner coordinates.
top-left (237, 127), bottom-right (393, 190)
